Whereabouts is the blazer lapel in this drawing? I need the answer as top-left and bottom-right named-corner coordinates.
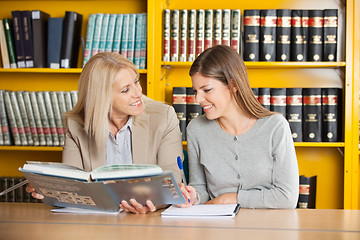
top-left (132, 112), bottom-right (149, 164)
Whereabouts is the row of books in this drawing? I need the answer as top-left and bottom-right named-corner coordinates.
top-left (0, 177), bottom-right (40, 203)
top-left (173, 87), bottom-right (341, 143)
top-left (163, 8), bottom-right (338, 63)
top-left (0, 90), bottom-right (78, 146)
top-left (83, 13), bottom-right (147, 69)
top-left (163, 9), bottom-right (242, 62)
top-left (0, 10), bottom-right (83, 69)
top-left (254, 87), bottom-right (341, 142)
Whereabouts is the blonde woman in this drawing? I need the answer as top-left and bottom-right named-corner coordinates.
top-left (28, 52), bottom-right (183, 214)
top-left (180, 45), bottom-right (299, 209)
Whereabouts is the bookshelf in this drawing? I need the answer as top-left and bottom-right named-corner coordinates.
top-left (0, 0), bottom-right (359, 209)
top-left (153, 0), bottom-right (360, 209)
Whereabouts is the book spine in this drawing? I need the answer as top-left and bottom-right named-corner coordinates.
top-left (195, 9), bottom-right (205, 57)
top-left (60, 11), bottom-right (76, 68)
top-left (112, 14), bottom-right (123, 54)
top-left (21, 11), bottom-right (34, 68)
top-left (2, 19), bottom-right (17, 68)
top-left (230, 9), bottom-right (241, 54)
top-left (22, 91), bottom-right (40, 146)
top-left (204, 9), bottom-right (213, 51)
top-left (303, 88), bottom-right (322, 142)
top-left (221, 9), bottom-right (231, 46)
top-left (179, 10), bottom-right (188, 62)
top-left (301, 10), bottom-right (309, 61)
top-left (29, 91), bottom-right (46, 146)
top-left (260, 9), bottom-right (277, 61)
top-left (83, 14), bottom-right (96, 66)
top-left (162, 9), bottom-right (171, 62)
top-left (91, 13), bottom-right (104, 57)
top-left (322, 88), bottom-right (340, 142)
top-left (252, 88), bottom-right (259, 100)
top-left (14, 177), bottom-right (24, 202)
top-left (32, 10), bottom-right (50, 68)
top-left (63, 91), bottom-right (73, 112)
top-left (298, 175), bottom-right (317, 209)
top-left (276, 9), bottom-right (291, 61)
top-left (36, 91), bottom-right (53, 146)
top-left (120, 14), bottom-right (130, 58)
top-left (16, 91), bottom-right (33, 145)
top-left (291, 10), bottom-right (304, 61)
top-left (270, 88), bottom-right (286, 117)
top-left (71, 12), bottom-right (83, 68)
top-left (187, 9), bottom-right (196, 62)
top-left (43, 91), bottom-right (60, 146)
top-left (4, 91), bottom-right (21, 145)
top-left (139, 13), bottom-right (147, 69)
top-left (105, 13), bottom-right (117, 52)
top-left (47, 17), bottom-right (64, 69)
top-left (9, 91), bottom-right (28, 145)
top-left (70, 90), bottom-right (78, 108)
top-left (11, 11), bottom-right (26, 68)
top-left (0, 90), bottom-right (11, 145)
top-left (186, 87), bottom-right (203, 126)
top-left (170, 9), bottom-right (179, 62)
top-left (258, 88), bottom-right (271, 110)
top-left (308, 10), bottom-right (324, 61)
top-left (56, 91), bottom-right (67, 116)
top-left (134, 14), bottom-right (142, 69)
top-left (212, 9), bottom-right (222, 47)
top-left (243, 9), bottom-right (260, 61)
top-left (286, 88), bottom-right (303, 142)
top-left (1, 177), bottom-right (9, 202)
top-left (127, 14), bottom-right (137, 63)
top-left (98, 13), bottom-right (110, 53)
top-left (323, 9), bottom-right (338, 61)
top-left (50, 91), bottom-right (65, 146)
top-left (173, 87), bottom-right (187, 141)
top-left (0, 20), bottom-right (11, 69)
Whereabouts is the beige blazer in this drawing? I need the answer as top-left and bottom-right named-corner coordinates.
top-left (62, 97), bottom-right (183, 182)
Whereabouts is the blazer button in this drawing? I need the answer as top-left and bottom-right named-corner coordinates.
top-left (237, 174), bottom-right (240, 179)
top-left (233, 136), bottom-right (237, 141)
top-left (235, 155), bottom-right (238, 160)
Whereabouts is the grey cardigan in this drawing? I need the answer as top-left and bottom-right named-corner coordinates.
top-left (187, 114), bottom-right (299, 209)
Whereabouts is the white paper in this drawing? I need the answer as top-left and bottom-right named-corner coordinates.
top-left (51, 207), bottom-right (122, 214)
top-left (161, 204), bottom-right (239, 218)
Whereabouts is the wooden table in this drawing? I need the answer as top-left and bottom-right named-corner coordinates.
top-left (1, 203), bottom-right (360, 240)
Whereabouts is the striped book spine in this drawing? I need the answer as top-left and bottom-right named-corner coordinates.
top-left (83, 13), bottom-right (96, 66)
top-left (112, 14), bottom-right (124, 54)
top-left (120, 14), bottom-right (130, 58)
top-left (105, 14), bottom-right (117, 52)
top-left (91, 13), bottom-right (104, 57)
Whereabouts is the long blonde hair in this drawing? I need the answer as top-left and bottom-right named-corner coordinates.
top-left (189, 45), bottom-right (275, 118)
top-left (64, 52), bottom-right (140, 149)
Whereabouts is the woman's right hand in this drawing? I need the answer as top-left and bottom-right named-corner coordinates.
top-left (25, 184), bottom-right (44, 200)
top-left (176, 183), bottom-right (197, 208)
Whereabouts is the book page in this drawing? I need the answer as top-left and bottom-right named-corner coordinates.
top-left (51, 207), bottom-right (122, 214)
top-left (161, 204), bottom-right (240, 218)
top-left (91, 164), bottom-right (163, 180)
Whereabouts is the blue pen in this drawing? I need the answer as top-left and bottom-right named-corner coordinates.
top-left (177, 156), bottom-right (190, 203)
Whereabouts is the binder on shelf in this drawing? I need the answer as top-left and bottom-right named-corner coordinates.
top-left (47, 17), bottom-right (63, 69)
top-left (32, 10), bottom-right (50, 68)
top-left (21, 11), bottom-right (34, 68)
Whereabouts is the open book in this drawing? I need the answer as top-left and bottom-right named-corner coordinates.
top-left (161, 204), bottom-right (240, 218)
top-left (19, 162), bottom-right (186, 212)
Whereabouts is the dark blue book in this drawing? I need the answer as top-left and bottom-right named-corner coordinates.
top-left (11, 10), bottom-right (26, 68)
top-left (32, 10), bottom-right (50, 68)
top-left (47, 17), bottom-right (63, 68)
top-left (21, 11), bottom-right (34, 67)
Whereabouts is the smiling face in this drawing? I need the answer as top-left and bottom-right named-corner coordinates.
top-left (191, 73), bottom-right (237, 120)
top-left (111, 67), bottom-right (143, 119)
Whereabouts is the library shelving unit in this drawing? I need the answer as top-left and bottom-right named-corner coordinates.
top-left (153, 0), bottom-right (360, 209)
top-left (0, 0), bottom-right (359, 209)
top-left (0, 1), bottom-right (154, 175)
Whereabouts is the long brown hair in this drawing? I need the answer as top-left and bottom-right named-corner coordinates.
top-left (189, 45), bottom-right (274, 118)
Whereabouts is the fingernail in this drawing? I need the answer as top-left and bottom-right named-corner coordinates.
top-left (188, 199), bottom-right (190, 203)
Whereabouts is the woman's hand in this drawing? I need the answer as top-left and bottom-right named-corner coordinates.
top-left (25, 184), bottom-right (44, 200)
top-left (120, 199), bottom-right (156, 214)
top-left (176, 183), bottom-right (197, 208)
top-left (205, 193), bottom-right (237, 205)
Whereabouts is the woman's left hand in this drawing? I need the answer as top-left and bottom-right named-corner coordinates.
top-left (205, 193), bottom-right (237, 205)
top-left (120, 199), bottom-right (156, 214)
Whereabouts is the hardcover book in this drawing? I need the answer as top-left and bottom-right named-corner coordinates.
top-left (36, 91), bottom-right (53, 146)
top-left (179, 10), bottom-right (188, 62)
top-left (11, 10), bottom-right (26, 68)
top-left (172, 87), bottom-right (187, 141)
top-left (308, 10), bottom-right (324, 62)
top-left (230, 9), bottom-right (241, 54)
top-left (19, 162), bottom-right (186, 212)
top-left (82, 14), bottom-right (96, 66)
top-left (321, 88), bottom-right (340, 142)
top-left (221, 9), bottom-right (231, 46)
top-left (3, 19), bottom-right (17, 68)
top-left (323, 9), bottom-right (338, 61)
top-left (260, 9), bottom-right (277, 61)
top-left (112, 14), bottom-right (123, 54)
top-left (16, 91), bottom-right (33, 145)
top-left (3, 91), bottom-right (21, 145)
top-left (21, 11), bottom-right (34, 68)
top-left (22, 91), bottom-right (40, 146)
top-left (0, 20), bottom-right (11, 69)
top-left (270, 88), bottom-right (286, 117)
top-left (286, 88), bottom-right (303, 142)
top-left (32, 10), bottom-right (50, 68)
top-left (0, 90), bottom-right (11, 145)
top-left (91, 13), bottom-right (104, 57)
top-left (276, 9), bottom-right (291, 61)
top-left (303, 88), bottom-right (322, 142)
top-left (212, 9), bottom-right (222, 47)
top-left (47, 17), bottom-right (63, 68)
top-left (186, 87), bottom-right (203, 125)
top-left (139, 13), bottom-right (147, 69)
top-left (243, 9), bottom-right (260, 61)
top-left (195, 9), bottom-right (205, 57)
top-left (297, 175), bottom-right (317, 209)
top-left (290, 10), bottom-right (307, 62)
top-left (170, 10), bottom-right (180, 62)
top-left (126, 14), bottom-right (137, 63)
top-left (9, 91), bottom-right (28, 145)
top-left (204, 9), bottom-right (213, 51)
top-left (162, 9), bottom-right (171, 62)
top-left (43, 91), bottom-right (60, 146)
top-left (120, 14), bottom-right (130, 58)
top-left (29, 91), bottom-right (46, 146)
top-left (98, 13), bottom-right (110, 53)
top-left (187, 9), bottom-right (196, 62)
top-left (258, 88), bottom-right (271, 110)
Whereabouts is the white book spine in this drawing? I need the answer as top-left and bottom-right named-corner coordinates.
top-left (50, 91), bottom-right (65, 146)
top-left (83, 13), bottom-right (96, 67)
top-left (63, 91), bottom-right (73, 112)
top-left (179, 9), bottom-right (188, 62)
top-left (36, 91), bottom-right (53, 146)
top-left (221, 9), bottom-right (231, 46)
top-left (196, 9), bottom-right (205, 57)
top-left (29, 91), bottom-right (46, 146)
top-left (22, 91), bottom-right (40, 146)
top-left (91, 13), bottom-right (104, 57)
top-left (134, 14), bottom-right (143, 69)
top-left (112, 14), bottom-right (123, 54)
top-left (0, 20), bottom-right (10, 69)
top-left (0, 90), bottom-right (11, 145)
top-left (162, 9), bottom-right (171, 62)
top-left (4, 91), bottom-right (21, 145)
top-left (213, 9), bottom-right (222, 46)
top-left (127, 14), bottom-right (137, 63)
top-left (231, 9), bottom-right (241, 54)
top-left (105, 14), bottom-right (117, 52)
top-left (98, 13), bottom-right (110, 52)
top-left (120, 14), bottom-right (130, 58)
top-left (187, 9), bottom-right (196, 62)
top-left (9, 91), bottom-right (27, 145)
top-left (16, 91), bottom-right (33, 145)
top-left (43, 91), bottom-right (60, 146)
top-left (70, 90), bottom-right (78, 108)
top-left (204, 9), bottom-right (213, 50)
top-left (139, 13), bottom-right (147, 69)
top-left (170, 9), bottom-right (180, 62)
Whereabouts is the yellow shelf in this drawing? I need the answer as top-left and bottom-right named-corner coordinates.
top-left (162, 61), bottom-right (346, 68)
top-left (183, 141), bottom-right (345, 147)
top-left (0, 146), bottom-right (63, 152)
top-left (0, 68), bottom-right (147, 74)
